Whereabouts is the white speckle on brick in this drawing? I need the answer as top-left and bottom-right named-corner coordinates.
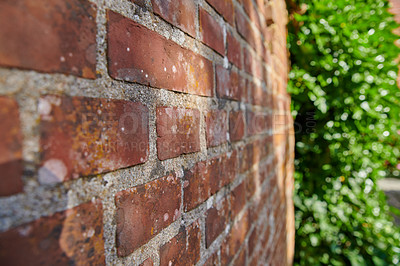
top-left (38, 159), bottom-right (68, 184)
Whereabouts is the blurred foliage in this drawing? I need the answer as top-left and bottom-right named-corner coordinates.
top-left (287, 0), bottom-right (400, 264)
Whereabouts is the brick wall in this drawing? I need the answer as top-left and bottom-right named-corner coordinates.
top-left (0, 0), bottom-right (294, 265)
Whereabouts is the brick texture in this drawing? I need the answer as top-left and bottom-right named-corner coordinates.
top-left (205, 109), bottom-right (228, 147)
top-left (151, 0), bottom-right (196, 37)
top-left (0, 97), bottom-right (23, 196)
top-left (0, 0), bottom-right (97, 78)
top-left (0, 201), bottom-right (105, 265)
top-left (115, 173), bottom-right (181, 257)
top-left (39, 95), bottom-right (149, 183)
top-left (156, 107), bottom-right (200, 160)
top-left (107, 11), bottom-right (213, 96)
top-left (0, 0), bottom-right (294, 264)
top-left (159, 220), bottom-right (201, 266)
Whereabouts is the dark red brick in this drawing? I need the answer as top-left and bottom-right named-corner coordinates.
top-left (235, 8), bottom-right (253, 45)
top-left (229, 111), bottom-right (245, 142)
top-left (199, 8), bottom-right (225, 55)
top-left (140, 257), bottom-right (154, 266)
top-left (206, 0), bottom-right (234, 25)
top-left (115, 173), bottom-right (181, 257)
top-left (230, 182), bottom-right (246, 218)
top-left (0, 97), bottom-right (23, 196)
top-left (205, 109), bottom-right (228, 147)
top-left (0, 0), bottom-right (97, 78)
top-left (221, 211), bottom-right (250, 264)
top-left (183, 151), bottom-right (237, 211)
top-left (39, 95), bottom-right (149, 183)
top-left (160, 220), bottom-right (201, 266)
top-left (226, 30), bottom-right (242, 69)
top-left (107, 11), bottom-right (213, 96)
top-left (205, 198), bottom-right (229, 247)
top-left (0, 201), bottom-right (105, 265)
top-left (151, 0), bottom-right (196, 37)
top-left (156, 107), bottom-right (200, 160)
top-left (248, 227), bottom-right (259, 256)
top-left (216, 65), bottom-right (241, 101)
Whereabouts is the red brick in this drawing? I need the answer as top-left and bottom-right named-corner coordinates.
top-left (205, 198), bottom-right (229, 247)
top-left (140, 257), bottom-right (154, 266)
top-left (216, 65), bottom-right (241, 101)
top-left (204, 252), bottom-right (219, 266)
top-left (243, 0), bottom-right (265, 31)
top-left (246, 110), bottom-right (271, 136)
top-left (160, 220), bottom-right (201, 266)
top-left (226, 30), bottom-right (242, 69)
top-left (244, 48), bottom-right (263, 79)
top-left (230, 182), bottom-right (246, 218)
top-left (221, 211), bottom-right (250, 264)
top-left (233, 247), bottom-right (247, 266)
top-left (107, 11), bottom-right (213, 97)
top-left (229, 111), bottom-right (245, 142)
top-left (156, 107), bottom-right (200, 160)
top-left (151, 0), bottom-right (196, 37)
top-left (0, 97), bottom-right (23, 196)
top-left (206, 0), bottom-right (234, 25)
top-left (246, 170), bottom-right (260, 200)
top-left (115, 173), bottom-right (181, 257)
top-left (183, 151), bottom-right (237, 211)
top-left (199, 8), bottom-right (225, 55)
top-left (0, 201), bottom-right (105, 265)
top-left (248, 227), bottom-right (259, 256)
top-left (0, 0), bottom-right (96, 78)
top-left (205, 109), bottom-right (228, 147)
top-left (238, 142), bottom-right (261, 173)
top-left (39, 95), bottom-right (149, 183)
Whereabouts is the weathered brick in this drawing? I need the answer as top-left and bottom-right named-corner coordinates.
top-left (156, 107), bottom-right (200, 160)
top-left (246, 110), bottom-right (271, 136)
top-left (160, 220), bottom-right (201, 266)
top-left (115, 174), bottom-right (181, 257)
top-left (151, 0), bottom-right (196, 37)
top-left (204, 252), bottom-right (219, 266)
top-left (0, 201), bottom-right (105, 265)
top-left (205, 109), bottom-right (228, 147)
top-left (205, 198), bottom-right (229, 247)
top-left (216, 65), bottom-right (241, 101)
top-left (0, 97), bottom-right (23, 196)
top-left (248, 227), bottom-right (259, 256)
top-left (39, 95), bottom-right (149, 184)
top-left (226, 30), bottom-right (242, 69)
top-left (107, 11), bottom-right (213, 96)
top-left (246, 170), bottom-right (259, 200)
top-left (244, 48), bottom-right (263, 79)
top-left (221, 211), bottom-right (250, 264)
top-left (230, 182), bottom-right (246, 218)
top-left (233, 247), bottom-right (247, 266)
top-left (183, 151), bottom-right (237, 211)
top-left (140, 257), bottom-right (154, 266)
top-left (229, 111), bottom-right (245, 142)
top-left (206, 0), bottom-right (234, 25)
top-left (199, 8), bottom-right (225, 55)
top-left (0, 0), bottom-right (97, 78)
top-left (238, 141), bottom-right (261, 173)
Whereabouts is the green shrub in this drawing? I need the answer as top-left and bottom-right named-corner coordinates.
top-left (287, 0), bottom-right (400, 264)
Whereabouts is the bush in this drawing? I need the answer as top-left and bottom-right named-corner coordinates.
top-left (287, 0), bottom-right (400, 264)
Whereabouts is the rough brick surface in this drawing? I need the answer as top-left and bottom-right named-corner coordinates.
top-left (227, 30), bottom-right (242, 69)
top-left (115, 174), bottom-right (181, 257)
top-left (205, 198), bottom-right (229, 247)
top-left (230, 182), bottom-right (246, 218)
top-left (0, 97), bottom-right (23, 196)
top-left (0, 201), bottom-right (105, 265)
top-left (156, 107), bottom-right (200, 160)
top-left (0, 0), bottom-right (97, 78)
top-left (216, 65), bottom-right (242, 101)
top-left (139, 257), bottom-right (154, 266)
top-left (205, 109), bottom-right (228, 147)
top-left (160, 220), bottom-right (201, 266)
top-left (108, 11), bottom-right (213, 96)
top-left (229, 111), bottom-right (245, 142)
top-left (199, 8), bottom-right (225, 55)
top-left (151, 0), bottom-right (196, 37)
top-left (206, 0), bottom-right (234, 25)
top-left (183, 151), bottom-right (237, 211)
top-left (39, 95), bottom-right (149, 183)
